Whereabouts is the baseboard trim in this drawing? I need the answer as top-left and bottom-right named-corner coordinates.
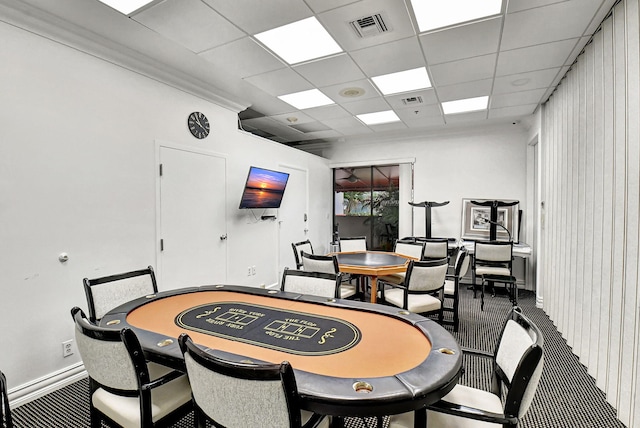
top-left (9, 363), bottom-right (87, 408)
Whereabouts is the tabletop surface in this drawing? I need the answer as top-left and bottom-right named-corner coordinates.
top-left (101, 285), bottom-right (462, 417)
top-left (335, 251), bottom-right (409, 267)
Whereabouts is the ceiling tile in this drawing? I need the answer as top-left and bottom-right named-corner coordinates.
top-left (202, 0), bottom-right (313, 34)
top-left (502, 1), bottom-right (601, 50)
top-left (369, 121), bottom-right (407, 132)
top-left (318, 0), bottom-right (416, 52)
top-left (244, 68), bottom-right (313, 96)
top-left (419, 17), bottom-right (502, 65)
top-left (507, 0), bottom-right (568, 13)
top-left (341, 97), bottom-right (391, 114)
top-left (199, 37), bottom-right (285, 78)
top-left (305, 0), bottom-right (362, 14)
top-left (269, 111), bottom-right (316, 125)
top-left (320, 79), bottom-right (381, 103)
top-left (491, 88), bottom-right (547, 108)
top-left (493, 68), bottom-right (562, 94)
top-left (444, 110), bottom-right (488, 124)
top-left (488, 104), bottom-right (538, 118)
top-left (293, 54), bottom-right (365, 87)
top-left (133, 0), bottom-right (244, 53)
top-left (402, 115), bottom-right (446, 128)
top-left (303, 104), bottom-right (353, 121)
top-left (437, 79), bottom-right (493, 102)
top-left (395, 104), bottom-right (442, 120)
top-left (496, 39), bottom-right (578, 76)
top-left (321, 116), bottom-right (368, 130)
top-left (429, 54), bottom-right (497, 87)
top-left (350, 37), bottom-right (425, 76)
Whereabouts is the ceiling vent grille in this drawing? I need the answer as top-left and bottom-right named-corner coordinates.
top-left (401, 96), bottom-right (424, 106)
top-left (350, 13), bottom-right (389, 38)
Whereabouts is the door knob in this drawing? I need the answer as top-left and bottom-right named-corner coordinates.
top-left (220, 234), bottom-right (228, 240)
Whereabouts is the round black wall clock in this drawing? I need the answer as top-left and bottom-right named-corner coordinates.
top-left (187, 112), bottom-right (210, 139)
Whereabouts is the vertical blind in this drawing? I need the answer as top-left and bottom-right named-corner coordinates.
top-left (541, 0), bottom-right (639, 426)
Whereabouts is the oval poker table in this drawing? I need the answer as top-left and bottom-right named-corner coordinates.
top-left (100, 285), bottom-right (462, 422)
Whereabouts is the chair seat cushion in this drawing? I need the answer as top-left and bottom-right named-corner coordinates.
top-left (444, 279), bottom-right (455, 296)
top-left (389, 384), bottom-right (503, 428)
top-left (475, 266), bottom-right (511, 276)
top-left (378, 272), bottom-right (405, 285)
top-left (384, 288), bottom-right (441, 313)
top-left (92, 373), bottom-right (191, 428)
top-left (340, 284), bottom-right (357, 299)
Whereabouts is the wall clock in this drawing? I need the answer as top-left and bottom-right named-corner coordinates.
top-left (187, 112), bottom-right (210, 139)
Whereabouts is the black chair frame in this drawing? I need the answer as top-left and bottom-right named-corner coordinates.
top-left (178, 334), bottom-right (326, 428)
top-left (71, 307), bottom-right (190, 428)
top-left (443, 248), bottom-right (468, 332)
top-left (292, 240), bottom-right (314, 269)
top-left (0, 371), bottom-right (13, 428)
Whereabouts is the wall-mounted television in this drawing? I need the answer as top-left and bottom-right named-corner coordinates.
top-left (239, 166), bottom-right (290, 209)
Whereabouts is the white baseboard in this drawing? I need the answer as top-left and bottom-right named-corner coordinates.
top-left (8, 363), bottom-right (87, 408)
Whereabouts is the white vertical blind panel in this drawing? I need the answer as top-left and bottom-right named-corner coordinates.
top-left (619, 0), bottom-right (640, 423)
top-left (606, 2), bottom-right (627, 407)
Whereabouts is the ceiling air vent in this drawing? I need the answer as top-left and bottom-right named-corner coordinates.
top-left (401, 96), bottom-right (424, 106)
top-left (350, 13), bottom-right (389, 38)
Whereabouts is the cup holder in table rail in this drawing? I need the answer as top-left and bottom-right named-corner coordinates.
top-left (397, 310), bottom-right (411, 316)
top-left (157, 338), bottom-right (174, 347)
top-left (267, 289), bottom-right (279, 294)
top-left (145, 294), bottom-right (156, 299)
top-left (105, 320), bottom-right (121, 326)
top-left (437, 347), bottom-right (456, 355)
top-left (352, 381), bottom-right (374, 393)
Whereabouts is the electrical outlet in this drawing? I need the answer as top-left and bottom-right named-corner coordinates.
top-left (62, 340), bottom-right (73, 357)
top-left (247, 266), bottom-right (252, 276)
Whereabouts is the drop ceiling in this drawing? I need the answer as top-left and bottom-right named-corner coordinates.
top-left (2, 0), bottom-right (617, 149)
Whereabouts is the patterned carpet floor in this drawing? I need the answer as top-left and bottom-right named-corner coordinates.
top-left (11, 286), bottom-right (625, 427)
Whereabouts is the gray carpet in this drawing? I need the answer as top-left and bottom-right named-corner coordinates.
top-left (11, 286), bottom-right (625, 427)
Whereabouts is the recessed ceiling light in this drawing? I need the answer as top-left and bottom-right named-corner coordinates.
top-left (278, 89), bottom-right (335, 110)
top-left (357, 110), bottom-right (401, 125)
top-left (340, 87), bottom-right (366, 98)
top-left (511, 78), bottom-right (531, 87)
top-left (442, 96), bottom-right (489, 114)
top-left (371, 67), bottom-right (431, 95)
top-left (410, 0), bottom-right (503, 32)
top-left (255, 17), bottom-right (342, 65)
top-left (96, 0), bottom-right (153, 15)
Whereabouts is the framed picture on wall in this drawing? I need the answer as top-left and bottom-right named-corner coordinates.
top-left (461, 198), bottom-right (519, 241)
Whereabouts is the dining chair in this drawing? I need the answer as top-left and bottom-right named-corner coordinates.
top-left (300, 252), bottom-right (358, 299)
top-left (377, 240), bottom-right (426, 287)
top-left (0, 370), bottom-right (13, 428)
top-left (443, 248), bottom-right (469, 332)
top-left (389, 307), bottom-right (544, 428)
top-left (415, 237), bottom-right (449, 261)
top-left (379, 258), bottom-right (448, 322)
top-left (281, 269), bottom-right (342, 299)
top-left (178, 334), bottom-right (329, 428)
top-left (83, 266), bottom-right (158, 323)
top-left (71, 307), bottom-right (192, 428)
top-left (473, 241), bottom-right (515, 310)
top-left (338, 236), bottom-right (367, 252)
top-left (292, 239), bottom-right (314, 269)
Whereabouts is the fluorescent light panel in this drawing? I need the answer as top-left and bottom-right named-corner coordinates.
top-left (442, 96), bottom-right (489, 114)
top-left (411, 0), bottom-right (503, 32)
top-left (255, 17), bottom-right (342, 65)
top-left (278, 89), bottom-right (335, 110)
top-left (357, 110), bottom-right (401, 125)
top-left (97, 0), bottom-right (154, 15)
top-left (371, 67), bottom-right (431, 95)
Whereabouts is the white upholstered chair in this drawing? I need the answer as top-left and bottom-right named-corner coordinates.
top-left (292, 239), bottom-right (314, 269)
top-left (300, 252), bottom-right (357, 299)
top-left (281, 269), bottom-right (342, 299)
top-left (473, 241), bottom-right (515, 309)
top-left (71, 307), bottom-right (192, 428)
top-left (83, 266), bottom-right (158, 323)
top-left (389, 307), bottom-right (544, 428)
top-left (338, 236), bottom-right (367, 252)
top-left (178, 334), bottom-right (329, 428)
top-left (416, 238), bottom-right (449, 261)
top-left (377, 240), bottom-right (426, 287)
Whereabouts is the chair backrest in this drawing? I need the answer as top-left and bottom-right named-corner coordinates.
top-left (405, 258), bottom-right (449, 292)
top-left (291, 240), bottom-right (314, 269)
top-left (179, 334), bottom-right (303, 428)
top-left (393, 240), bottom-right (425, 260)
top-left (300, 252), bottom-right (338, 274)
top-left (493, 307), bottom-right (544, 419)
top-left (71, 307), bottom-right (144, 393)
top-left (83, 266), bottom-right (158, 323)
top-left (0, 370), bottom-right (13, 428)
top-left (416, 238), bottom-right (449, 260)
top-left (338, 236), bottom-right (367, 252)
top-left (454, 248), bottom-right (470, 279)
top-left (281, 269), bottom-right (341, 298)
top-left (474, 241), bottom-right (513, 264)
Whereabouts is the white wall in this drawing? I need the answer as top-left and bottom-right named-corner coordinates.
top-left (0, 20), bottom-right (331, 393)
top-left (323, 124), bottom-right (529, 240)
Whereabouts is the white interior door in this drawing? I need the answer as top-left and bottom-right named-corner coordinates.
top-left (278, 166), bottom-right (308, 277)
top-left (158, 144), bottom-right (227, 290)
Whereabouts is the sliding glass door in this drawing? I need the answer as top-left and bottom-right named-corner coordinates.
top-left (333, 165), bottom-right (399, 251)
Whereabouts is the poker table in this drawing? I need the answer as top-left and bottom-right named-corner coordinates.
top-left (100, 285), bottom-right (462, 424)
top-left (334, 251), bottom-right (413, 303)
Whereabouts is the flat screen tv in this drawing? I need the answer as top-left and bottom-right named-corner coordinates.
top-left (239, 166), bottom-right (290, 209)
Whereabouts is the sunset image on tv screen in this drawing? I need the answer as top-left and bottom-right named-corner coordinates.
top-left (239, 167), bottom-right (290, 208)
